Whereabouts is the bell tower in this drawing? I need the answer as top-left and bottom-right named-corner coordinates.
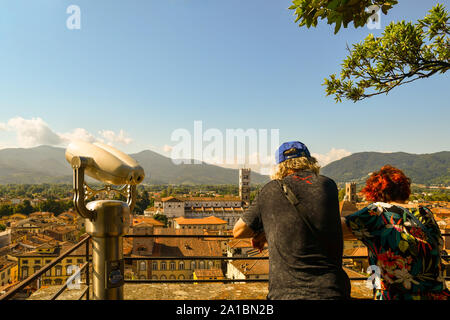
top-left (344, 182), bottom-right (357, 203)
top-left (239, 168), bottom-right (251, 206)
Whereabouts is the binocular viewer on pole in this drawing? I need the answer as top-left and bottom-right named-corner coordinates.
top-left (66, 140), bottom-right (145, 300)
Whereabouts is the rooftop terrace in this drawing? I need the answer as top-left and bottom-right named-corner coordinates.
top-left (27, 281), bottom-right (378, 300)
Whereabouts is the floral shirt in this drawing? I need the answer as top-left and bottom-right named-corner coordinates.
top-left (345, 202), bottom-right (449, 300)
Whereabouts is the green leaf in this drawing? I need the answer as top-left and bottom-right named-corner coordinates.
top-left (398, 240), bottom-right (409, 252)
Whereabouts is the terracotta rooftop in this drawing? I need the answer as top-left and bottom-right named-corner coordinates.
top-left (343, 247), bottom-right (368, 257)
top-left (231, 250), bottom-right (269, 276)
top-left (194, 268), bottom-right (224, 278)
top-left (159, 196), bottom-right (184, 202)
top-left (156, 196), bottom-right (242, 202)
top-left (339, 201), bottom-right (358, 216)
top-left (183, 197), bottom-right (241, 202)
top-left (133, 216), bottom-right (164, 227)
top-left (174, 216), bottom-right (227, 225)
top-left (150, 229), bottom-right (222, 258)
top-left (228, 238), bottom-right (253, 249)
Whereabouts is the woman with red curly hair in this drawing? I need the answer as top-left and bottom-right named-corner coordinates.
top-left (342, 165), bottom-right (449, 300)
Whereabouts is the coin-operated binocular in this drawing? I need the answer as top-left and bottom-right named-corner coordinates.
top-left (66, 140), bottom-right (145, 300)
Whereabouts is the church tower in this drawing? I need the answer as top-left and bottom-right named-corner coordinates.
top-left (239, 168), bottom-right (251, 206)
top-left (344, 182), bottom-right (357, 203)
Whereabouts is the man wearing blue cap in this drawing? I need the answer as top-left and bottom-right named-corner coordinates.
top-left (233, 141), bottom-right (350, 300)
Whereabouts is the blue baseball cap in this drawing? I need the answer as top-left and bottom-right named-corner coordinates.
top-left (275, 141), bottom-right (311, 164)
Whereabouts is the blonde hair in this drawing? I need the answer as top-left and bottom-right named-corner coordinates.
top-left (270, 155), bottom-right (320, 180)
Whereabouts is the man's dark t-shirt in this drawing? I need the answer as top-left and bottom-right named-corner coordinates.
top-left (242, 171), bottom-right (350, 300)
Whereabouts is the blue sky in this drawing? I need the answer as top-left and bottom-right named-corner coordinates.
top-left (0, 0), bottom-right (449, 170)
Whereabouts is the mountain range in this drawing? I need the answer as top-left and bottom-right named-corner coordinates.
top-left (321, 151), bottom-right (450, 186)
top-left (0, 146), bottom-right (448, 186)
top-left (0, 146), bottom-right (269, 185)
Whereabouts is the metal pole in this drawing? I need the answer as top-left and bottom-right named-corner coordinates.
top-left (85, 237), bottom-right (90, 300)
top-left (85, 200), bottom-right (129, 300)
top-left (91, 236), bottom-right (124, 299)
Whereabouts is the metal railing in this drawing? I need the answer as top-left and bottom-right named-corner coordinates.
top-left (1, 233), bottom-right (449, 299)
top-left (0, 235), bottom-right (91, 301)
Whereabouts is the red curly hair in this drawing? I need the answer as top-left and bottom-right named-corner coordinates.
top-left (361, 165), bottom-right (411, 202)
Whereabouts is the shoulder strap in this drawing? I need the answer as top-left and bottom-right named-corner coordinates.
top-left (275, 179), bottom-right (318, 236)
top-left (275, 179), bottom-right (331, 259)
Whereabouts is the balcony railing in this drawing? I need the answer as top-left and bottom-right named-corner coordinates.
top-left (0, 235), bottom-right (91, 301)
top-left (1, 233), bottom-right (449, 300)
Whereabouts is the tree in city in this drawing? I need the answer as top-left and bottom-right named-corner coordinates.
top-left (289, 1), bottom-right (449, 102)
top-left (0, 204), bottom-right (14, 217)
top-left (13, 200), bottom-right (34, 215)
top-left (134, 190), bottom-right (151, 215)
top-left (36, 199), bottom-right (72, 215)
top-left (338, 188), bottom-right (346, 201)
top-left (153, 213), bottom-right (168, 227)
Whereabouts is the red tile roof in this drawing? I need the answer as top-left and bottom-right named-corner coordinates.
top-left (174, 216), bottom-right (227, 225)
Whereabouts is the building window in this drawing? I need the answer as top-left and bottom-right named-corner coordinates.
top-left (178, 275), bottom-right (185, 280)
top-left (45, 260), bottom-right (51, 264)
top-left (34, 266), bottom-right (41, 273)
top-left (22, 260), bottom-right (28, 265)
top-left (152, 262), bottom-right (158, 270)
top-left (140, 261), bottom-right (146, 271)
top-left (160, 275), bottom-right (167, 280)
top-left (199, 261), bottom-right (205, 269)
top-left (169, 261), bottom-right (175, 270)
top-left (21, 267), bottom-right (28, 278)
top-left (34, 259), bottom-right (40, 264)
top-left (54, 279), bottom-right (63, 285)
top-left (66, 265), bottom-right (73, 275)
top-left (179, 262), bottom-right (184, 270)
top-left (77, 259), bottom-right (83, 265)
top-left (161, 262), bottom-right (167, 270)
top-left (45, 269), bottom-right (52, 276)
top-left (66, 259), bottom-right (72, 264)
top-left (191, 261), bottom-right (196, 270)
top-left (169, 275), bottom-right (176, 279)
top-left (55, 266), bottom-right (62, 276)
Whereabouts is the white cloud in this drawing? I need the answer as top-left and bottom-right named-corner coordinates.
top-left (60, 128), bottom-right (98, 144)
top-left (98, 129), bottom-right (133, 145)
top-left (312, 148), bottom-right (351, 166)
top-left (0, 116), bottom-right (134, 149)
top-left (6, 117), bottom-right (63, 147)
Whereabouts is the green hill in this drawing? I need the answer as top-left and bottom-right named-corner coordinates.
top-left (0, 146), bottom-right (269, 185)
top-left (321, 151), bottom-right (450, 186)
